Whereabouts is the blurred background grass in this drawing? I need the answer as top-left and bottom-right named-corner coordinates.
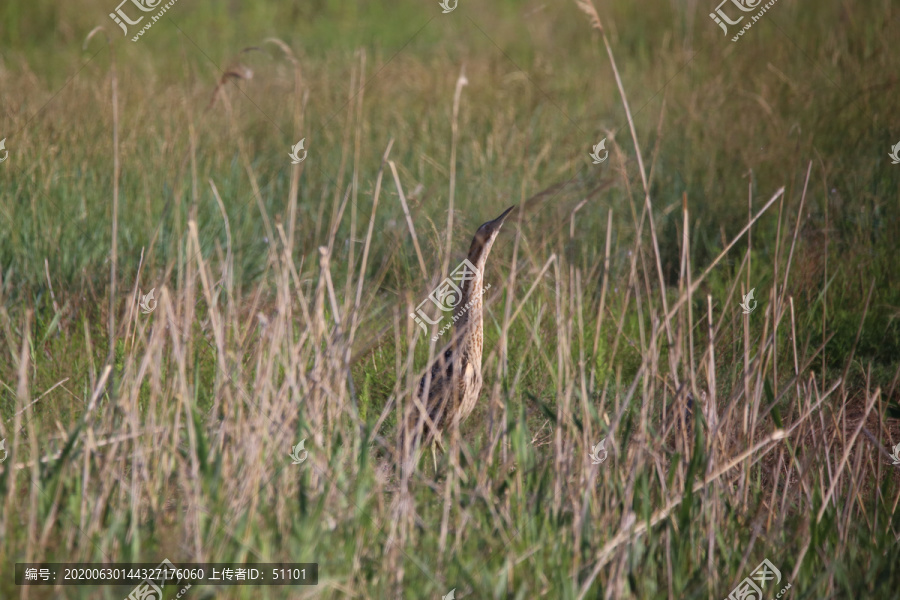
top-left (3, 0), bottom-right (898, 387)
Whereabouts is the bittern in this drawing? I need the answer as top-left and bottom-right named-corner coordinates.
top-left (401, 205), bottom-right (516, 471)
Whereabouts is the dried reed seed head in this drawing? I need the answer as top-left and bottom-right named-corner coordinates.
top-left (574, 0), bottom-right (605, 34)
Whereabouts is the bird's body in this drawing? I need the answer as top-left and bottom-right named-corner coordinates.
top-left (401, 206), bottom-right (515, 467)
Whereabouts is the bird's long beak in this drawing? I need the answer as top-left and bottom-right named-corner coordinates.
top-left (490, 205), bottom-right (516, 227)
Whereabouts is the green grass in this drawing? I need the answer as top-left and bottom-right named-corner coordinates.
top-left (1, 0), bottom-right (900, 597)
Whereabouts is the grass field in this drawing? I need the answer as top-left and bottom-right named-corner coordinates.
top-left (2, 0), bottom-right (900, 597)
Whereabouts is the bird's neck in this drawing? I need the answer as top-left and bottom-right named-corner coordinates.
top-left (453, 243), bottom-right (489, 350)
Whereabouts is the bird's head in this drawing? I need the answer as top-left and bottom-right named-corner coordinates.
top-left (469, 205), bottom-right (515, 259)
top-left (460, 205), bottom-right (516, 291)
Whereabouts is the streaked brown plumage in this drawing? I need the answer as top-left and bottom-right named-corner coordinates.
top-left (401, 205), bottom-right (515, 468)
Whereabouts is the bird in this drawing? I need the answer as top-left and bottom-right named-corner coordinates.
top-left (401, 205), bottom-right (515, 471)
